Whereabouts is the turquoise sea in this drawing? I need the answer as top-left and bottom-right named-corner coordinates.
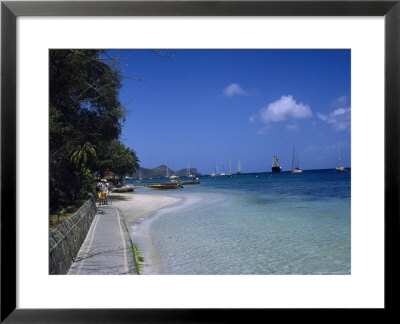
top-left (125, 170), bottom-right (351, 275)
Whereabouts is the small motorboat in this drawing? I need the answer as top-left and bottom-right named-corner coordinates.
top-left (147, 183), bottom-right (183, 189)
top-left (170, 178), bottom-right (200, 185)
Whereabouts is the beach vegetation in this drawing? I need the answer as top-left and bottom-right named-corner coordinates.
top-left (132, 242), bottom-right (145, 275)
top-left (49, 49), bottom-right (139, 215)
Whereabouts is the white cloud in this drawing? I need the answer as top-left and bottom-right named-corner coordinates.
top-left (252, 95), bottom-right (312, 125)
top-left (223, 83), bottom-right (248, 97)
top-left (332, 95), bottom-right (348, 108)
top-left (317, 107), bottom-right (351, 132)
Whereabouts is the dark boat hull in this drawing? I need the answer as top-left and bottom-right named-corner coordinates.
top-left (272, 166), bottom-right (282, 173)
top-left (174, 180), bottom-right (200, 185)
top-left (147, 184), bottom-right (182, 189)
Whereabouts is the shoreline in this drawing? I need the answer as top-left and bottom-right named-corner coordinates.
top-left (110, 191), bottom-right (182, 274)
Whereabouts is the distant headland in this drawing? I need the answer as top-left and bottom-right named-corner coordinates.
top-left (129, 165), bottom-right (201, 179)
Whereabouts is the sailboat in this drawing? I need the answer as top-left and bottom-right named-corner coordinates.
top-left (219, 161), bottom-right (226, 176)
top-left (292, 147), bottom-right (303, 174)
top-left (165, 164), bottom-right (178, 179)
top-left (211, 160), bottom-right (218, 177)
top-left (335, 145), bottom-right (347, 172)
top-left (236, 159), bottom-right (242, 175)
top-left (138, 169), bottom-right (142, 180)
top-left (187, 162), bottom-right (195, 178)
top-left (271, 155), bottom-right (282, 173)
top-left (227, 158), bottom-right (233, 177)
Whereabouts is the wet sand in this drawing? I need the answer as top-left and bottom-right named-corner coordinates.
top-left (110, 192), bottom-right (181, 227)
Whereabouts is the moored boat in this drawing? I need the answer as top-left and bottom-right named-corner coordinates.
top-left (187, 162), bottom-right (195, 178)
top-left (166, 165), bottom-right (179, 179)
top-left (335, 145), bottom-right (347, 172)
top-left (211, 160), bottom-right (218, 177)
top-left (147, 183), bottom-right (183, 189)
top-left (271, 155), bottom-right (282, 173)
top-left (171, 177), bottom-right (200, 185)
top-left (227, 158), bottom-right (233, 177)
top-left (292, 147), bottom-right (303, 174)
top-left (237, 159), bottom-right (242, 175)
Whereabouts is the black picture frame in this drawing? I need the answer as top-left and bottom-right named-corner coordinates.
top-left (1, 0), bottom-right (399, 322)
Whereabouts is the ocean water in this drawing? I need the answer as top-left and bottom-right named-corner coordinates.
top-left (126, 170), bottom-right (351, 275)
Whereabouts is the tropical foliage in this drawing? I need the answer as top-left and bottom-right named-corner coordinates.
top-left (49, 49), bottom-right (139, 214)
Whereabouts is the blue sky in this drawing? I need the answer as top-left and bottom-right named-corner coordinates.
top-left (107, 49), bottom-right (351, 174)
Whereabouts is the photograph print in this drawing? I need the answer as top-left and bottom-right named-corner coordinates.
top-left (49, 49), bottom-right (351, 275)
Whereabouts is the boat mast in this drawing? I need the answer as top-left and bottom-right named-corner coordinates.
top-left (337, 145), bottom-right (343, 167)
top-left (272, 155), bottom-right (280, 167)
top-left (292, 146), bottom-right (300, 170)
top-left (166, 165), bottom-right (169, 178)
top-left (292, 147), bottom-right (296, 170)
top-left (297, 151), bottom-right (300, 169)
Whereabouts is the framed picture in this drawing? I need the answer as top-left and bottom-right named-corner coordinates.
top-left (1, 0), bottom-right (399, 322)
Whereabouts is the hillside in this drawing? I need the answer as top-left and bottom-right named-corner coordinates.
top-left (175, 168), bottom-right (200, 177)
top-left (129, 165), bottom-right (201, 179)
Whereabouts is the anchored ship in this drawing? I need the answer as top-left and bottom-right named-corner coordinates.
top-left (271, 155), bottom-right (282, 173)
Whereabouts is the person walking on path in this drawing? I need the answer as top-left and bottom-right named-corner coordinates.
top-left (68, 205), bottom-right (137, 275)
top-left (102, 180), bottom-right (109, 205)
top-left (96, 181), bottom-right (104, 204)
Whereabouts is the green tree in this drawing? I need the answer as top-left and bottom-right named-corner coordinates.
top-left (49, 50), bottom-right (128, 214)
top-left (96, 141), bottom-right (140, 183)
top-left (112, 142), bottom-right (140, 182)
top-left (69, 142), bottom-right (97, 169)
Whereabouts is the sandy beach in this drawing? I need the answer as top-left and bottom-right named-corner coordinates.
top-left (110, 191), bottom-right (182, 273)
top-left (110, 192), bottom-right (181, 225)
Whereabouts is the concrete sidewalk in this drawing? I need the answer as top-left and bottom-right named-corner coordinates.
top-left (68, 205), bottom-right (137, 275)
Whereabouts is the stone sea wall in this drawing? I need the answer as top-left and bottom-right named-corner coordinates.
top-left (49, 194), bottom-right (97, 274)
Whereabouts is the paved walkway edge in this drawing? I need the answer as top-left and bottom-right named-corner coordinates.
top-left (67, 205), bottom-right (137, 275)
top-left (115, 208), bottom-right (141, 275)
